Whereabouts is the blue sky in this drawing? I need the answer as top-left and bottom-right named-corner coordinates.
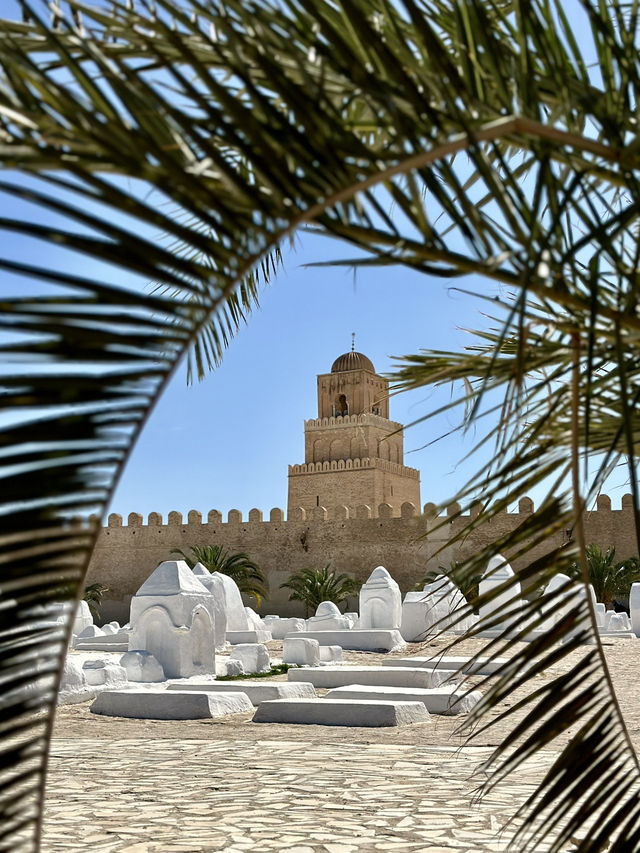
top-left (108, 232), bottom-right (500, 520)
top-left (2, 0), bottom-right (632, 521)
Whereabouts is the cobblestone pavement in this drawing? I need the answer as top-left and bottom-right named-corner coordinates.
top-left (42, 736), bottom-right (559, 853)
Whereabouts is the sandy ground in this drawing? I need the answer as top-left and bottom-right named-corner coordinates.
top-left (52, 634), bottom-right (640, 751)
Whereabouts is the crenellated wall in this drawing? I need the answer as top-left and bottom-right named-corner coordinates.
top-left (87, 494), bottom-right (638, 623)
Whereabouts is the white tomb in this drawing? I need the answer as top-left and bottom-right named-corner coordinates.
top-left (263, 616), bottom-right (306, 640)
top-left (91, 688), bottom-right (253, 720)
top-left (120, 650), bottom-right (165, 682)
top-left (192, 564), bottom-right (227, 651)
top-left (306, 601), bottom-right (352, 631)
top-left (167, 681), bottom-right (316, 705)
top-left (288, 665), bottom-right (455, 689)
top-left (325, 684), bottom-right (482, 715)
top-left (283, 636), bottom-right (321, 666)
top-left (229, 643), bottom-right (271, 674)
top-left (286, 629), bottom-right (404, 652)
top-left (128, 560), bottom-right (216, 678)
top-left (82, 660), bottom-right (128, 688)
top-left (359, 566), bottom-right (402, 630)
top-left (319, 645), bottom-right (343, 664)
top-left (401, 577), bottom-right (471, 642)
top-left (478, 554), bottom-right (521, 632)
top-left (253, 698), bottom-right (430, 727)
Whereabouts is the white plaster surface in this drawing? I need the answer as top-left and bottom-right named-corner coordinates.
top-left (130, 561), bottom-right (215, 629)
top-left (226, 629), bottom-right (272, 644)
top-left (324, 684), bottom-right (482, 715)
top-left (282, 636), bottom-right (320, 666)
top-left (287, 629), bottom-right (405, 652)
top-left (306, 601), bottom-right (353, 631)
top-left (74, 601), bottom-right (94, 635)
top-left (229, 643), bottom-right (271, 674)
top-left (359, 566), bottom-right (402, 630)
top-left (58, 657), bottom-right (96, 705)
top-left (384, 655), bottom-right (508, 675)
top-left (401, 578), bottom-right (471, 642)
top-left (253, 698), bottom-right (430, 727)
top-left (287, 665), bottom-right (455, 689)
top-left (77, 625), bottom-right (105, 639)
top-left (120, 650), bottom-right (165, 682)
top-left (192, 564), bottom-right (227, 651)
top-left (81, 660), bottom-right (128, 688)
top-left (90, 688), bottom-right (252, 719)
top-left (479, 554), bottom-right (521, 630)
top-left (129, 603), bottom-right (215, 679)
top-left (318, 645), bottom-right (343, 664)
top-left (210, 571), bottom-right (250, 631)
top-left (167, 681), bottom-right (316, 705)
top-left (263, 616), bottom-right (306, 639)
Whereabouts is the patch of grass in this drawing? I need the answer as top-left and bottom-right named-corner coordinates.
top-left (217, 663), bottom-right (297, 681)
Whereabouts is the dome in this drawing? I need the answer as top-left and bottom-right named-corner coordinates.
top-left (331, 351), bottom-right (375, 373)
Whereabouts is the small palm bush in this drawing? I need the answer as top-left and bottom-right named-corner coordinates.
top-left (279, 564), bottom-right (361, 617)
top-left (170, 545), bottom-right (267, 606)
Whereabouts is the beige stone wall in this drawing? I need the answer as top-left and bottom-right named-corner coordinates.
top-left (303, 414), bottom-right (404, 464)
top-left (86, 494), bottom-right (638, 624)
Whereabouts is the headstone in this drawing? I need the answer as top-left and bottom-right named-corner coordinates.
top-left (283, 637), bottom-right (320, 666)
top-left (306, 601), bottom-right (352, 631)
top-left (478, 554), bottom-right (521, 631)
top-left (229, 643), bottom-right (271, 674)
top-left (192, 564), bottom-right (227, 651)
top-left (129, 561), bottom-right (216, 678)
top-left (401, 577), bottom-right (470, 642)
top-left (120, 650), bottom-right (165, 682)
top-left (359, 566), bottom-right (402, 630)
top-left (210, 572), bottom-right (250, 631)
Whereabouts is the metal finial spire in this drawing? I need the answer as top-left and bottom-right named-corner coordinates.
top-left (351, 332), bottom-right (355, 352)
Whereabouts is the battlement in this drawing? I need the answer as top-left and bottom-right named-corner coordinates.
top-left (288, 457), bottom-right (419, 479)
top-left (304, 413), bottom-right (403, 430)
top-left (103, 493), bottom-right (632, 529)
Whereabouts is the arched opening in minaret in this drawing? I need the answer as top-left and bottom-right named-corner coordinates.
top-left (335, 394), bottom-right (349, 417)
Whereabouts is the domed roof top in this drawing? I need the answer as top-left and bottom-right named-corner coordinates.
top-left (331, 351), bottom-right (375, 373)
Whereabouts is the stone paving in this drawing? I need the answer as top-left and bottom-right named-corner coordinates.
top-left (42, 736), bottom-right (558, 852)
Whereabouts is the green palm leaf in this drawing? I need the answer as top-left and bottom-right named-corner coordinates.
top-left (3, 0), bottom-right (640, 850)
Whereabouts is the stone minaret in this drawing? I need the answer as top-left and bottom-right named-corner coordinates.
top-left (287, 348), bottom-right (421, 516)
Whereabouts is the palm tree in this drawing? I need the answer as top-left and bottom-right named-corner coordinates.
top-left (568, 546), bottom-right (640, 608)
top-left (279, 565), bottom-right (361, 617)
top-left (169, 545), bottom-right (267, 605)
top-left (3, 0), bottom-right (640, 849)
top-left (82, 583), bottom-right (109, 623)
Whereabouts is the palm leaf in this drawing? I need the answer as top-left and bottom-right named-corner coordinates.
top-left (2, 0), bottom-right (640, 850)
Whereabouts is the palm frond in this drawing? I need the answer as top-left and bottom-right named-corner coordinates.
top-left (2, 0), bottom-right (640, 850)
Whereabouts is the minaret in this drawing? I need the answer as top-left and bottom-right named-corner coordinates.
top-left (287, 346), bottom-right (421, 516)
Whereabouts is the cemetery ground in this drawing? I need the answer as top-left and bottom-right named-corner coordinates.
top-left (43, 636), bottom-right (640, 852)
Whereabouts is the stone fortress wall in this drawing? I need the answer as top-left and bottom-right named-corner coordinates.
top-left (87, 492), bottom-right (637, 623)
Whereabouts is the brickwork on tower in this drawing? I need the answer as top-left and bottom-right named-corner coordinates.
top-left (287, 350), bottom-right (421, 515)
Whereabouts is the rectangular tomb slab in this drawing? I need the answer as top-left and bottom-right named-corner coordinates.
top-left (166, 681), bottom-right (316, 705)
top-left (285, 630), bottom-right (405, 652)
top-left (324, 684), bottom-right (481, 715)
top-left (253, 698), bottom-right (429, 727)
top-left (90, 689), bottom-right (253, 720)
top-left (383, 656), bottom-right (509, 676)
top-left (287, 666), bottom-right (455, 689)
top-left (226, 630), bottom-right (272, 645)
